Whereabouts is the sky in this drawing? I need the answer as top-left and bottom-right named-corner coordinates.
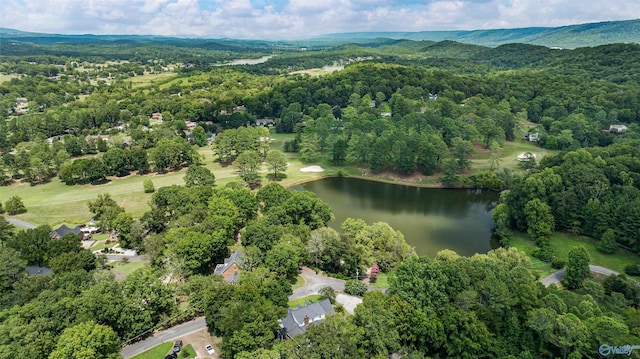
top-left (0, 0), bottom-right (639, 40)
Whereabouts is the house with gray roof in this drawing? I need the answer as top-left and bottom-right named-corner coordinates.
top-left (50, 224), bottom-right (84, 240)
top-left (279, 299), bottom-right (334, 339)
top-left (213, 250), bottom-right (244, 283)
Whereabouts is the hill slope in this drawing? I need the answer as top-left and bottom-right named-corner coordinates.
top-left (320, 19), bottom-right (640, 49)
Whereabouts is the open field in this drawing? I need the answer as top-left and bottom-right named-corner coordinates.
top-left (510, 232), bottom-right (640, 277)
top-left (124, 72), bottom-right (176, 88)
top-left (0, 74), bottom-right (16, 84)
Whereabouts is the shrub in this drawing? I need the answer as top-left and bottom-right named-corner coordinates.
top-left (532, 246), bottom-right (555, 262)
top-left (624, 264), bottom-right (640, 276)
top-left (0, 201), bottom-right (3, 214)
top-left (5, 196), bottom-right (26, 215)
top-left (143, 179), bottom-right (155, 193)
top-left (344, 280), bottom-right (367, 297)
top-left (551, 257), bottom-right (566, 269)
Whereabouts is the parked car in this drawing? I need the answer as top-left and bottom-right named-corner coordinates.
top-left (173, 340), bottom-right (183, 352)
top-left (205, 344), bottom-right (215, 355)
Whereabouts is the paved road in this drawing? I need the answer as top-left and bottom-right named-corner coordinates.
top-left (540, 265), bottom-right (620, 286)
top-left (121, 317), bottom-right (207, 359)
top-left (5, 218), bottom-right (37, 229)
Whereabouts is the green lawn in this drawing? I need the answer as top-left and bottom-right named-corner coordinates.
top-left (373, 272), bottom-right (390, 289)
top-left (130, 342), bottom-right (173, 359)
top-left (130, 343), bottom-right (196, 359)
top-left (181, 344), bottom-right (196, 358)
top-left (510, 232), bottom-right (640, 277)
top-left (112, 261), bottom-right (147, 276)
top-left (288, 294), bottom-right (322, 308)
top-left (291, 274), bottom-right (305, 290)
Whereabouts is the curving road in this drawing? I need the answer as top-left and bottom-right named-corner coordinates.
top-left (540, 265), bottom-right (620, 286)
top-left (121, 317), bottom-right (207, 359)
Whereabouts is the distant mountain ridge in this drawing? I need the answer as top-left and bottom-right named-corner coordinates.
top-left (319, 19), bottom-right (640, 49)
top-left (1, 19), bottom-right (639, 49)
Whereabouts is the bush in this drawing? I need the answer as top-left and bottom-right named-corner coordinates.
top-left (5, 196), bottom-right (26, 215)
top-left (551, 257), bottom-right (566, 269)
top-left (532, 246), bottom-right (555, 262)
top-left (624, 264), bottom-right (640, 276)
top-left (0, 201), bottom-right (3, 214)
top-left (344, 280), bottom-right (367, 297)
top-left (143, 179), bottom-right (155, 193)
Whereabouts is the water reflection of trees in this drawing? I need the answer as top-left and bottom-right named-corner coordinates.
top-left (321, 177), bottom-right (499, 218)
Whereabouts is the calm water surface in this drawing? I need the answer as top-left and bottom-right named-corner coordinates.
top-left (293, 177), bottom-right (500, 257)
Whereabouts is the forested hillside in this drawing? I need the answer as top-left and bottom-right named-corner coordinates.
top-left (1, 29), bottom-right (640, 359)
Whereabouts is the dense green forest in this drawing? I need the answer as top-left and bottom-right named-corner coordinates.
top-left (1, 29), bottom-right (640, 358)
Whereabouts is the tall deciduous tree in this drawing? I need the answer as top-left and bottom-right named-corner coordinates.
top-left (48, 320), bottom-right (121, 359)
top-left (524, 198), bottom-right (555, 240)
top-left (184, 165), bottom-right (215, 187)
top-left (564, 246), bottom-right (591, 290)
top-left (265, 150), bottom-right (287, 180)
top-left (235, 151), bottom-right (262, 189)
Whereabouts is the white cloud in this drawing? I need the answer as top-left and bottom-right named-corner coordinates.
top-left (0, 0), bottom-right (638, 39)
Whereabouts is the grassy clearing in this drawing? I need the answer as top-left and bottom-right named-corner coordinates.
top-left (130, 342), bottom-right (173, 359)
top-left (373, 272), bottom-right (390, 289)
top-left (125, 73), bottom-right (176, 88)
top-left (510, 232), bottom-right (640, 277)
top-left (471, 138), bottom-right (557, 172)
top-left (292, 274), bottom-right (305, 290)
top-left (288, 294), bottom-right (322, 308)
top-left (112, 261), bottom-right (147, 276)
top-left (0, 74), bottom-right (15, 84)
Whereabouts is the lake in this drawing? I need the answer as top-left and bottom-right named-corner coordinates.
top-left (292, 177), bottom-right (500, 257)
top-left (214, 55), bottom-right (272, 66)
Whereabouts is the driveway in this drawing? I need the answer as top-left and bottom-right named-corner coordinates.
top-left (290, 267), bottom-right (346, 300)
top-left (540, 265), bottom-right (620, 286)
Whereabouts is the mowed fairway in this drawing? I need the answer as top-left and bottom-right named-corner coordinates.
top-left (0, 139), bottom-right (324, 226)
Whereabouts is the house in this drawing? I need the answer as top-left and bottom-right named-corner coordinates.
top-left (214, 250), bottom-right (244, 283)
top-left (609, 124), bottom-right (628, 134)
top-left (279, 299), bottom-right (335, 339)
top-left (185, 121), bottom-right (198, 130)
top-left (15, 97), bottom-right (28, 115)
top-left (428, 93), bottom-right (438, 100)
top-left (50, 224), bottom-right (84, 240)
top-left (255, 118), bottom-right (276, 126)
top-left (524, 132), bottom-right (540, 142)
